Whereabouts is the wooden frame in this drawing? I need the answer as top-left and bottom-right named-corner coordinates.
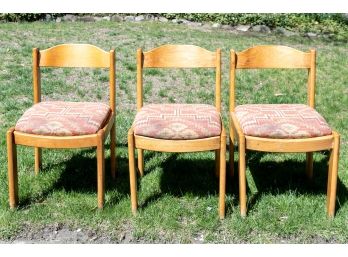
top-left (229, 45), bottom-right (340, 218)
top-left (7, 44), bottom-right (116, 209)
top-left (128, 44), bottom-right (227, 219)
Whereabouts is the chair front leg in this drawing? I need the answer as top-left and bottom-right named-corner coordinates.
top-left (128, 129), bottom-right (138, 214)
top-left (97, 131), bottom-right (105, 209)
top-left (219, 131), bottom-right (227, 219)
top-left (238, 135), bottom-right (247, 217)
top-left (7, 128), bottom-right (18, 209)
top-left (327, 132), bottom-right (340, 218)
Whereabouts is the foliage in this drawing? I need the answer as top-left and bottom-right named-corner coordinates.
top-left (161, 13), bottom-right (348, 27)
top-left (161, 13), bottom-right (348, 40)
top-left (1, 13), bottom-right (347, 40)
top-left (0, 13), bottom-right (45, 22)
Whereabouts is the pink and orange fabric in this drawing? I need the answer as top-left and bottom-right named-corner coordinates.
top-left (133, 104), bottom-right (221, 140)
top-left (234, 104), bottom-right (332, 139)
top-left (15, 101), bottom-right (111, 136)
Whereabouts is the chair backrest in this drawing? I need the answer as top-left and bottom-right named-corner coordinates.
top-left (33, 44), bottom-right (115, 113)
top-left (137, 44), bottom-right (221, 112)
top-left (230, 45), bottom-right (316, 112)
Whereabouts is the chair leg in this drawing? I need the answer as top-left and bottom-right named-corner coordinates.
top-left (327, 132), bottom-right (340, 218)
top-left (306, 152), bottom-right (313, 180)
top-left (219, 132), bottom-right (227, 219)
top-left (34, 147), bottom-right (41, 175)
top-left (128, 130), bottom-right (138, 214)
top-left (238, 135), bottom-right (247, 217)
top-left (110, 123), bottom-right (116, 179)
top-left (97, 131), bottom-right (105, 209)
top-left (215, 150), bottom-right (220, 178)
top-left (7, 128), bottom-right (18, 209)
top-left (137, 149), bottom-right (144, 177)
top-left (229, 136), bottom-right (234, 178)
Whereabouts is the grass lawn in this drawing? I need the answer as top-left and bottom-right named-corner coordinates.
top-left (0, 20), bottom-right (347, 243)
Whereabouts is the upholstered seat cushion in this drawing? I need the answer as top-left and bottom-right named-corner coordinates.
top-left (234, 104), bottom-right (332, 139)
top-left (15, 101), bottom-right (111, 136)
top-left (134, 104), bottom-right (221, 140)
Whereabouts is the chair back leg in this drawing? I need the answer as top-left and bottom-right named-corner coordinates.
top-left (219, 131), bottom-right (227, 219)
top-left (110, 123), bottom-right (116, 179)
top-left (238, 135), bottom-right (247, 217)
top-left (34, 147), bottom-right (42, 175)
top-left (306, 152), bottom-right (313, 180)
top-left (229, 137), bottom-right (235, 177)
top-left (137, 149), bottom-right (144, 176)
top-left (215, 150), bottom-right (220, 178)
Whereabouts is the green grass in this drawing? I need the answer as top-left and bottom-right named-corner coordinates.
top-left (0, 21), bottom-right (347, 243)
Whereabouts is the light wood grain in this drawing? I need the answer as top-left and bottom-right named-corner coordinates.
top-left (238, 133), bottom-right (247, 217)
top-left (308, 49), bottom-right (316, 108)
top-left (229, 49), bottom-right (236, 112)
top-left (134, 135), bottom-right (221, 152)
top-left (7, 44), bottom-right (116, 210)
top-left (110, 124), bottom-right (116, 179)
top-left (236, 45), bottom-right (311, 69)
top-left (97, 130), bottom-right (105, 209)
top-left (306, 152), bottom-right (314, 180)
top-left (137, 48), bottom-right (143, 110)
top-left (229, 115), bottom-right (236, 178)
top-left (215, 150), bottom-right (220, 178)
top-left (229, 45), bottom-right (340, 217)
top-left (244, 135), bottom-right (334, 153)
top-left (215, 48), bottom-right (222, 112)
top-left (137, 149), bottom-right (144, 176)
top-left (143, 44), bottom-right (216, 68)
top-left (34, 147), bottom-right (41, 175)
top-left (128, 128), bottom-right (138, 214)
top-left (327, 131), bottom-right (340, 217)
top-left (129, 45), bottom-right (226, 218)
top-left (33, 48), bottom-right (41, 103)
top-left (39, 44), bottom-right (110, 68)
top-left (7, 128), bottom-right (18, 209)
top-left (219, 128), bottom-right (226, 219)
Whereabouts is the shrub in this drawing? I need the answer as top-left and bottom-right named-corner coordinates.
top-left (1, 13), bottom-right (347, 41)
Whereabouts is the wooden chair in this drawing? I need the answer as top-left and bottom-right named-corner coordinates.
top-left (128, 44), bottom-right (227, 218)
top-left (7, 44), bottom-right (116, 209)
top-left (229, 45), bottom-right (340, 217)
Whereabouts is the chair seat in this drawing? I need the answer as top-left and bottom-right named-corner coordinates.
top-left (15, 101), bottom-right (111, 136)
top-left (234, 104), bottom-right (332, 139)
top-left (134, 104), bottom-right (221, 140)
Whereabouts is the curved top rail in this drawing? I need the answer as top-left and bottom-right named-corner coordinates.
top-left (235, 45), bottom-right (312, 69)
top-left (143, 44), bottom-right (217, 68)
top-left (39, 44), bottom-right (111, 68)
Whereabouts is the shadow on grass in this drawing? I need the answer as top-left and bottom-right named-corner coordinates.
top-left (18, 145), bottom-right (132, 209)
top-left (18, 146), bottom-right (348, 217)
top-left (244, 151), bottom-right (348, 215)
top-left (140, 149), bottom-right (348, 216)
top-left (140, 151), bottom-right (236, 213)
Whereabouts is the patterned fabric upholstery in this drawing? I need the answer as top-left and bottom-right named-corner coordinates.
top-left (234, 104), bottom-right (332, 139)
top-left (134, 104), bottom-right (221, 140)
top-left (15, 101), bottom-right (111, 136)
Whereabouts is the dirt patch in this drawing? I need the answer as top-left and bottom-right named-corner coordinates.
top-left (1, 223), bottom-right (113, 244)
